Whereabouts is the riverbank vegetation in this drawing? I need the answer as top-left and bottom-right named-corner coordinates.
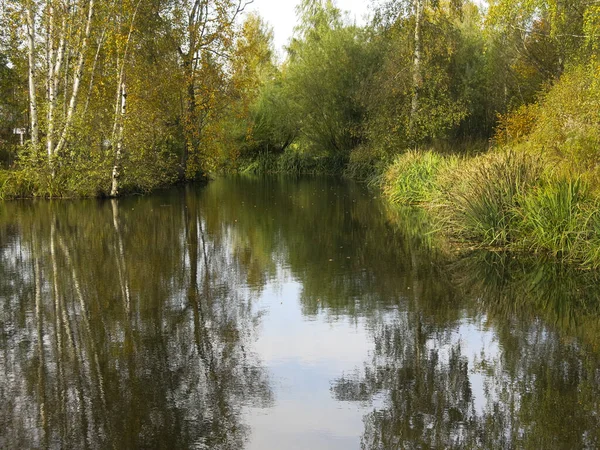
top-left (2, 0), bottom-right (600, 265)
top-left (0, 0), bottom-right (272, 197)
top-left (230, 0), bottom-right (600, 267)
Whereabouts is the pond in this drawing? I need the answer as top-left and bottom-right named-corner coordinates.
top-left (1, 176), bottom-right (600, 449)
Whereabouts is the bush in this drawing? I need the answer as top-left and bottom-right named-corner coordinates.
top-left (0, 169), bottom-right (35, 199)
top-left (240, 149), bottom-right (348, 176)
top-left (344, 145), bottom-right (388, 184)
top-left (525, 63), bottom-right (600, 177)
top-left (493, 103), bottom-right (539, 146)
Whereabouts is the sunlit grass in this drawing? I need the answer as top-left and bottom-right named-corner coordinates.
top-left (379, 147), bottom-right (600, 268)
top-left (438, 149), bottom-right (543, 246)
top-left (518, 178), bottom-right (595, 260)
top-left (381, 150), bottom-right (455, 205)
top-left (240, 149), bottom-right (349, 175)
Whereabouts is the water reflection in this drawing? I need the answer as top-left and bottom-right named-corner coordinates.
top-left (1, 176), bottom-right (600, 449)
top-left (330, 254), bottom-right (600, 447)
top-left (0, 192), bottom-right (272, 449)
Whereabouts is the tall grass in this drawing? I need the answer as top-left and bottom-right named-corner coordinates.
top-left (379, 146), bottom-right (600, 267)
top-left (344, 145), bottom-right (388, 184)
top-left (241, 149), bottom-right (348, 175)
top-left (438, 149), bottom-right (543, 246)
top-left (518, 178), bottom-right (598, 261)
top-left (241, 151), bottom-right (279, 174)
top-left (381, 150), bottom-right (454, 205)
top-left (0, 169), bottom-right (36, 199)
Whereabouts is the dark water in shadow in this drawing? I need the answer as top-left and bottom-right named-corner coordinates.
top-left (1, 176), bottom-right (600, 449)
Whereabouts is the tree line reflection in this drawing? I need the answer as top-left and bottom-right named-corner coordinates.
top-left (1, 176), bottom-right (600, 449)
top-left (0, 190), bottom-right (272, 449)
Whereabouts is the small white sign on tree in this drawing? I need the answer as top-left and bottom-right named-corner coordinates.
top-left (13, 128), bottom-right (26, 146)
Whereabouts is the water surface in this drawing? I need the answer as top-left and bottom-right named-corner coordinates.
top-left (1, 176), bottom-right (600, 449)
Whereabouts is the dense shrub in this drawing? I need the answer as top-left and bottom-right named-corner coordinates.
top-left (523, 63), bottom-right (600, 179)
top-left (344, 146), bottom-right (387, 184)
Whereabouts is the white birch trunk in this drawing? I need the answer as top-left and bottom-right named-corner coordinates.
top-left (46, 7), bottom-right (67, 164)
top-left (110, 83), bottom-right (126, 197)
top-left (25, 4), bottom-right (40, 148)
top-left (82, 25), bottom-right (108, 118)
top-left (410, 0), bottom-right (423, 132)
top-left (53, 0), bottom-right (95, 156)
top-left (46, 2), bottom-right (55, 162)
top-left (109, 0), bottom-right (142, 197)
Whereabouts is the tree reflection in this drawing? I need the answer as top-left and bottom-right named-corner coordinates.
top-left (2, 178), bottom-right (600, 449)
top-left (331, 249), bottom-right (600, 449)
top-left (0, 194), bottom-right (272, 449)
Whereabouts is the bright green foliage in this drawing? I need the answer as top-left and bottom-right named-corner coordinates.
top-left (241, 73), bottom-right (299, 159)
top-left (363, 1), bottom-right (496, 152)
top-left (519, 178), bottom-right (595, 259)
top-left (382, 150), bottom-right (452, 204)
top-left (439, 149), bottom-right (543, 246)
top-left (526, 63), bottom-right (600, 177)
top-left (451, 3), bottom-right (493, 138)
top-left (283, 0), bottom-right (375, 155)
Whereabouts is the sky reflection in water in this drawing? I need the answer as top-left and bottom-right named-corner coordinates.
top-left (1, 176), bottom-right (600, 449)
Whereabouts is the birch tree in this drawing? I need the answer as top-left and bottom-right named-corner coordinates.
top-left (3, 0), bottom-right (262, 195)
top-left (50, 0), bottom-right (95, 159)
top-left (109, 0), bottom-right (143, 197)
top-left (409, 0), bottom-right (423, 131)
top-left (24, 1), bottom-right (39, 148)
top-left (16, 0), bottom-right (96, 168)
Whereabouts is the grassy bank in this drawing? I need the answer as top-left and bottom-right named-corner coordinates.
top-left (379, 148), bottom-right (600, 268)
top-left (237, 60), bottom-right (600, 269)
top-left (377, 62), bottom-right (600, 268)
top-left (239, 150), bottom-right (350, 176)
top-left (238, 145), bottom-right (600, 268)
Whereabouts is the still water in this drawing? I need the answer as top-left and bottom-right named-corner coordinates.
top-left (1, 176), bottom-right (600, 449)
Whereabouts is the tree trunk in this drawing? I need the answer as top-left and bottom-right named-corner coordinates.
top-left (182, 60), bottom-right (197, 179)
top-left (110, 83), bottom-right (126, 197)
top-left (46, 2), bottom-right (55, 161)
top-left (25, 4), bottom-right (39, 148)
top-left (47, 10), bottom-right (68, 166)
top-left (54, 0), bottom-right (95, 157)
top-left (83, 25), bottom-right (108, 118)
top-left (409, 0), bottom-right (423, 136)
top-left (109, 0), bottom-right (142, 196)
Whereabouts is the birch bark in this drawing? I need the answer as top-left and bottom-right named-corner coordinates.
top-left (110, 83), bottom-right (126, 197)
top-left (109, 0), bottom-right (142, 197)
top-left (53, 0), bottom-right (95, 157)
top-left (25, 2), bottom-right (39, 148)
top-left (409, 0), bottom-right (424, 135)
top-left (46, 3), bottom-right (67, 165)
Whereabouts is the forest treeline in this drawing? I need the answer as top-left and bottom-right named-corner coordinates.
top-left (1, 0), bottom-right (600, 263)
top-left (0, 0), bottom-right (270, 196)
